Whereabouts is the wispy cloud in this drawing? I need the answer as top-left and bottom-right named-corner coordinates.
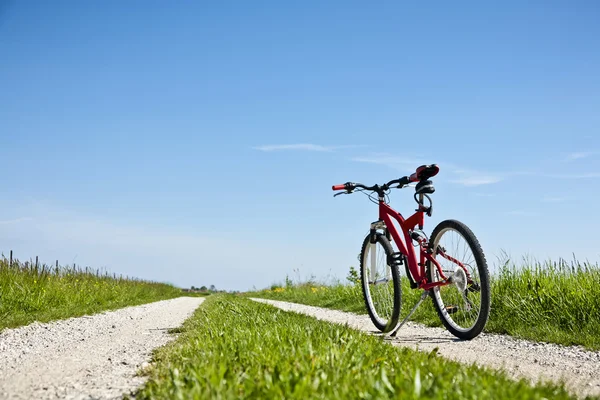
top-left (505, 210), bottom-right (538, 217)
top-left (346, 147), bottom-right (600, 188)
top-left (541, 196), bottom-right (567, 203)
top-left (253, 144), bottom-right (364, 152)
top-left (545, 172), bottom-right (600, 179)
top-left (449, 175), bottom-right (502, 187)
top-left (443, 165), bottom-right (505, 187)
top-left (351, 154), bottom-right (506, 186)
top-left (0, 205), bottom-right (303, 291)
top-left (565, 151), bottom-right (598, 161)
top-left (0, 217), bottom-right (33, 225)
top-left (351, 154), bottom-right (428, 173)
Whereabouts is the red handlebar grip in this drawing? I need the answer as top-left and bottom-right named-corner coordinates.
top-left (332, 184), bottom-right (346, 191)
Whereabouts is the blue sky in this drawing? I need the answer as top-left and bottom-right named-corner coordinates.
top-left (1, 1), bottom-right (599, 291)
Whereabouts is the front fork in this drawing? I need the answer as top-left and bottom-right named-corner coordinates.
top-left (369, 220), bottom-right (417, 288)
top-left (368, 222), bottom-right (395, 284)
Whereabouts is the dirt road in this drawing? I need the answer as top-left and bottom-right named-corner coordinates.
top-left (253, 298), bottom-right (600, 399)
top-left (3, 296), bottom-right (599, 399)
top-left (0, 297), bottom-right (204, 400)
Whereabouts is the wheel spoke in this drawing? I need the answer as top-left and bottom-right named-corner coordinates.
top-left (428, 221), bottom-right (490, 339)
top-left (361, 234), bottom-right (401, 332)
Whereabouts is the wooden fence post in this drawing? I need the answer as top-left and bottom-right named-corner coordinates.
top-left (9, 250), bottom-right (12, 267)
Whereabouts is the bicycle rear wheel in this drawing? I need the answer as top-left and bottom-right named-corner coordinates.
top-left (359, 232), bottom-right (402, 333)
top-left (427, 219), bottom-right (491, 340)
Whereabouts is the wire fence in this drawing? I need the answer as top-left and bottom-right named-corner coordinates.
top-left (2, 249), bottom-right (127, 280)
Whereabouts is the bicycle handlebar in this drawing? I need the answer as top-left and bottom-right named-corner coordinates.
top-left (332, 164), bottom-right (439, 193)
top-left (331, 176), bottom-right (410, 193)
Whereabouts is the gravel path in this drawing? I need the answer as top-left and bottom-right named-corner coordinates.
top-left (0, 297), bottom-right (204, 400)
top-left (253, 298), bottom-right (600, 399)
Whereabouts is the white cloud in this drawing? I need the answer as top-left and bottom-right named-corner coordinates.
top-left (253, 144), bottom-right (332, 152)
top-left (0, 205), bottom-right (337, 292)
top-left (446, 165), bottom-right (504, 186)
top-left (351, 154), bottom-right (428, 173)
top-left (565, 151), bottom-right (597, 161)
top-left (541, 196), bottom-right (567, 203)
top-left (505, 210), bottom-right (538, 217)
top-left (253, 144), bottom-right (365, 152)
top-left (351, 154), bottom-right (505, 186)
top-left (449, 176), bottom-right (502, 186)
top-left (350, 148), bottom-right (598, 187)
top-left (0, 217), bottom-right (33, 225)
top-left (545, 172), bottom-right (600, 179)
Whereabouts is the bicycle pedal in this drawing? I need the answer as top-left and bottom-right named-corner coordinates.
top-left (467, 283), bottom-right (481, 293)
top-left (445, 305), bottom-right (458, 314)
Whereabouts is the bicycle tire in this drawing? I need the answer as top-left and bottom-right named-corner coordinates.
top-left (427, 219), bottom-right (491, 340)
top-left (359, 232), bottom-right (402, 333)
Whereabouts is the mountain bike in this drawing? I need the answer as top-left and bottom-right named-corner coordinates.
top-left (332, 164), bottom-right (491, 339)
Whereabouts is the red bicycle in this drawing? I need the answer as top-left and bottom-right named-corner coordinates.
top-left (332, 164), bottom-right (491, 339)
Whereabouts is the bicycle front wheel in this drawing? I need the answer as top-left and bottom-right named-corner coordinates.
top-left (427, 220), bottom-right (491, 340)
top-left (359, 232), bottom-right (402, 333)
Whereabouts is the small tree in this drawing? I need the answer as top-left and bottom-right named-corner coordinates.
top-left (346, 265), bottom-right (360, 285)
top-left (200, 285), bottom-right (207, 292)
top-left (209, 284), bottom-right (216, 292)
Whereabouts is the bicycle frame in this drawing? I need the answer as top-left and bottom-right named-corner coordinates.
top-left (334, 166), bottom-right (490, 339)
top-left (377, 199), bottom-right (458, 290)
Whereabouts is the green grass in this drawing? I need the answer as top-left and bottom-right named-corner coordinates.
top-left (0, 255), bottom-right (184, 331)
top-left (248, 257), bottom-right (600, 351)
top-left (134, 294), bottom-right (578, 399)
top-left (488, 257), bottom-right (600, 348)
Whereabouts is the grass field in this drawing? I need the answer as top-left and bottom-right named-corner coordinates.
top-left (248, 257), bottom-right (600, 351)
top-left (0, 254), bottom-right (186, 331)
top-left (134, 294), bottom-right (575, 399)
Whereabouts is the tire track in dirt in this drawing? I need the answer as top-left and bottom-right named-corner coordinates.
top-left (252, 298), bottom-right (600, 399)
top-left (0, 297), bottom-right (204, 400)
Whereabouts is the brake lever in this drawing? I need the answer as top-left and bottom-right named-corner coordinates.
top-left (333, 191), bottom-right (350, 197)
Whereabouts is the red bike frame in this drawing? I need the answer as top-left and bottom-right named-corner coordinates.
top-left (379, 200), bottom-right (467, 290)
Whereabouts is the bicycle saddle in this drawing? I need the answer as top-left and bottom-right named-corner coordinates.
top-left (410, 164), bottom-right (440, 182)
